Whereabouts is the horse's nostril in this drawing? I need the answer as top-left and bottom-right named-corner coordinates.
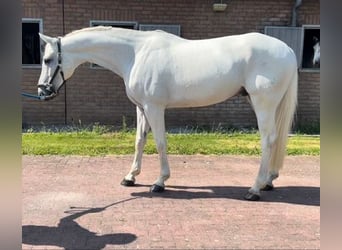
top-left (38, 87), bottom-right (47, 96)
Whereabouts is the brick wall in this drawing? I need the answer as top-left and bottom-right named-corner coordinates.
top-left (22, 0), bottom-right (320, 129)
top-left (296, 71), bottom-right (320, 125)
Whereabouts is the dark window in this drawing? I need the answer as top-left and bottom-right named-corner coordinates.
top-left (22, 21), bottom-right (41, 65)
top-left (302, 27), bottom-right (320, 69)
top-left (90, 21), bottom-right (137, 30)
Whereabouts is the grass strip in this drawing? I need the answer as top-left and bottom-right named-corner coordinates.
top-left (22, 131), bottom-right (320, 156)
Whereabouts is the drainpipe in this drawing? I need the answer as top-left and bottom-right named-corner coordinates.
top-left (61, 0), bottom-right (67, 125)
top-left (291, 0), bottom-right (302, 27)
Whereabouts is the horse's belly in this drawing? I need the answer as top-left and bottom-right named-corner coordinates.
top-left (166, 81), bottom-right (241, 108)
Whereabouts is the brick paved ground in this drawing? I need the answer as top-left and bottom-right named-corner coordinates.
top-left (22, 155), bottom-right (320, 250)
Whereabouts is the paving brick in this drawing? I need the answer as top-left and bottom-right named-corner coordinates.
top-left (23, 155), bottom-right (320, 249)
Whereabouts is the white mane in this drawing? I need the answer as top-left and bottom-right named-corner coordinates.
top-left (65, 26), bottom-right (115, 37)
top-left (64, 26), bottom-right (181, 42)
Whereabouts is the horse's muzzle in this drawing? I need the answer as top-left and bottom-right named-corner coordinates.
top-left (38, 84), bottom-right (57, 101)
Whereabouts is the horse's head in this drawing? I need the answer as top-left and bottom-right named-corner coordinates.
top-left (37, 34), bottom-right (68, 100)
top-left (312, 36), bottom-right (320, 67)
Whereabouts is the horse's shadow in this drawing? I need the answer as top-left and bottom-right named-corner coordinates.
top-left (22, 198), bottom-right (138, 250)
top-left (131, 185), bottom-right (320, 206)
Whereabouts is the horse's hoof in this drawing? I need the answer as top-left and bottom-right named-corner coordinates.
top-left (244, 192), bottom-right (260, 201)
top-left (261, 184), bottom-right (274, 191)
top-left (150, 184), bottom-right (165, 193)
top-left (120, 179), bottom-right (135, 186)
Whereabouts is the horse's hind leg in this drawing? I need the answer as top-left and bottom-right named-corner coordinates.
top-left (245, 94), bottom-right (278, 201)
top-left (143, 105), bottom-right (170, 192)
top-left (121, 106), bottom-right (150, 186)
top-left (262, 172), bottom-right (279, 191)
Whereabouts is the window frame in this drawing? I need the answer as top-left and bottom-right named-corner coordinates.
top-left (300, 24), bottom-right (320, 72)
top-left (90, 20), bottom-right (138, 29)
top-left (264, 25), bottom-right (320, 72)
top-left (22, 18), bottom-right (43, 68)
top-left (139, 24), bottom-right (181, 36)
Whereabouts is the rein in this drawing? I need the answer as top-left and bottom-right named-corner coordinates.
top-left (22, 37), bottom-right (66, 101)
top-left (22, 92), bottom-right (48, 100)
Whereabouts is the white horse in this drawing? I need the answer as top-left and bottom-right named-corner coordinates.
top-left (312, 36), bottom-right (320, 67)
top-left (37, 27), bottom-right (297, 201)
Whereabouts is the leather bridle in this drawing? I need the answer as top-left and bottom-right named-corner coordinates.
top-left (37, 37), bottom-right (66, 100)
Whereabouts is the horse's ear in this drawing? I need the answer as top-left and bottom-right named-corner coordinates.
top-left (39, 33), bottom-right (55, 44)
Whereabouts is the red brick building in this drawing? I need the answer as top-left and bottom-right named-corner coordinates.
top-left (22, 0), bottom-right (320, 130)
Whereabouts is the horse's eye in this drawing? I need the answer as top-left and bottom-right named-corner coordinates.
top-left (44, 58), bottom-right (52, 64)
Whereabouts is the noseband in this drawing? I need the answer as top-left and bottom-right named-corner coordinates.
top-left (37, 37), bottom-right (66, 100)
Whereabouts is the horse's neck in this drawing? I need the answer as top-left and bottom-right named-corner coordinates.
top-left (63, 30), bottom-right (139, 79)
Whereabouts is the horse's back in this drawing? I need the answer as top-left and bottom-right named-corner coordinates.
top-left (130, 32), bottom-right (297, 108)
top-left (172, 32), bottom-right (296, 96)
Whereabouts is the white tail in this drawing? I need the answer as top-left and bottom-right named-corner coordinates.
top-left (269, 70), bottom-right (298, 172)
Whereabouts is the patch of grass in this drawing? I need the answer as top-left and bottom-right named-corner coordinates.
top-left (22, 130), bottom-right (320, 156)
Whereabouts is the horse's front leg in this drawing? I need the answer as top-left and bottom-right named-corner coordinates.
top-left (144, 105), bottom-right (170, 192)
top-left (121, 106), bottom-right (150, 186)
